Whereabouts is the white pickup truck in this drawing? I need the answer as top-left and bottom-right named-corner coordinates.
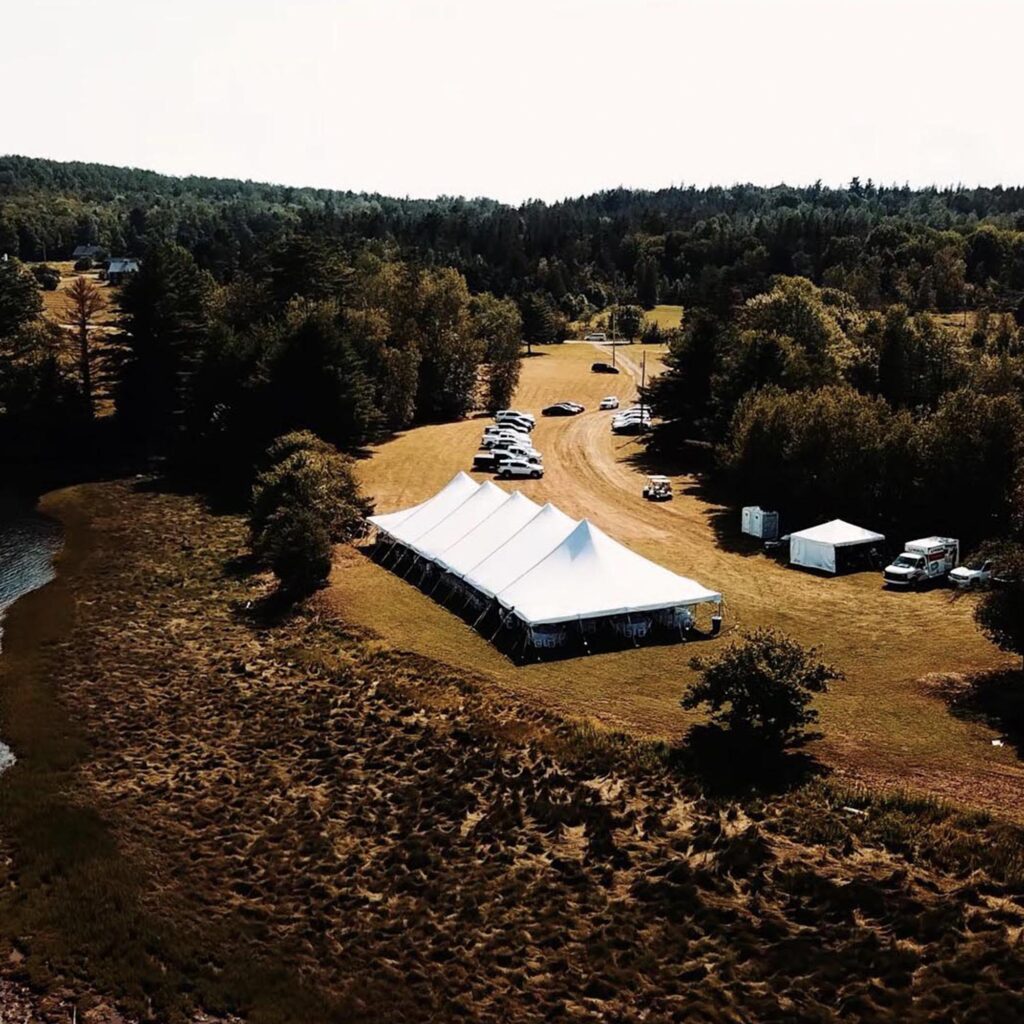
top-left (883, 537), bottom-right (959, 588)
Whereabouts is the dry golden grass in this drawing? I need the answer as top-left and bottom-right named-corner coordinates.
top-left (326, 341), bottom-right (1022, 815)
top-left (28, 260), bottom-right (120, 327)
top-left (643, 303), bottom-right (684, 330)
top-left (5, 480), bottom-right (1024, 1023)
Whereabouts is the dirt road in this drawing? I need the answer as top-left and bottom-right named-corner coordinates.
top-left (327, 341), bottom-right (1023, 813)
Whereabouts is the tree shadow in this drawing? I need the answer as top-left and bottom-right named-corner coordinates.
top-left (942, 668), bottom-right (1024, 759)
top-left (669, 723), bottom-right (827, 797)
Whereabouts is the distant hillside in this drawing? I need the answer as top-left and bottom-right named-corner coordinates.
top-left (3, 154), bottom-right (1024, 310)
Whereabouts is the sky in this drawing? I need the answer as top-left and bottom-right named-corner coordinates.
top-left (3, 0), bottom-right (1023, 204)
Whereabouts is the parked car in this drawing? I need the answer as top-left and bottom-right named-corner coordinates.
top-left (493, 442), bottom-right (542, 462)
top-left (591, 362), bottom-right (620, 374)
top-left (482, 432), bottom-right (530, 450)
top-left (497, 458), bottom-right (543, 480)
top-left (496, 409), bottom-right (535, 425)
top-left (949, 558), bottom-right (994, 589)
top-left (599, 396), bottom-right (620, 410)
top-left (495, 410), bottom-right (535, 430)
top-left (584, 332), bottom-right (607, 342)
top-left (495, 417), bottom-right (534, 434)
top-left (542, 402), bottom-right (585, 416)
top-left (612, 408), bottom-right (651, 430)
top-left (473, 451), bottom-right (500, 472)
top-left (643, 475), bottom-right (672, 501)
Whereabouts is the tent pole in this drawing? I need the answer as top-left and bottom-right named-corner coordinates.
top-left (578, 618), bottom-right (590, 655)
top-left (488, 606), bottom-right (515, 643)
top-left (472, 602), bottom-right (492, 630)
top-left (425, 570), bottom-right (447, 597)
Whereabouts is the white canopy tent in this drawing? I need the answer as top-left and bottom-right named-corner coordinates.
top-left (789, 519), bottom-right (886, 574)
top-left (495, 520), bottom-right (722, 625)
top-left (462, 503), bottom-right (579, 599)
top-left (433, 492), bottom-right (541, 576)
top-left (366, 474), bottom-right (723, 649)
top-left (368, 472), bottom-right (479, 545)
top-left (408, 481), bottom-right (509, 559)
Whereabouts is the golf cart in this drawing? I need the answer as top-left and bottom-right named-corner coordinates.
top-left (643, 475), bottom-right (673, 501)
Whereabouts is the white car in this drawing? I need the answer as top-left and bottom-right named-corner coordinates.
top-left (482, 431), bottom-right (531, 449)
top-left (612, 409), bottom-right (651, 427)
top-left (497, 458), bottom-right (543, 480)
top-left (494, 443), bottom-right (542, 463)
top-left (949, 559), bottom-right (994, 589)
top-left (599, 396), bottom-right (620, 410)
top-left (496, 409), bottom-right (535, 424)
top-left (584, 332), bottom-right (607, 342)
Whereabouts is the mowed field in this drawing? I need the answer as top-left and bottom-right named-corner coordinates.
top-left (324, 340), bottom-right (1023, 813)
top-left (29, 261), bottom-right (120, 327)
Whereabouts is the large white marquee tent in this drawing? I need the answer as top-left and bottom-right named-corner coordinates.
top-left (367, 473), bottom-right (722, 649)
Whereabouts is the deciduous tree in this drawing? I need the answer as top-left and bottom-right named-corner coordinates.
top-left (684, 628), bottom-right (843, 748)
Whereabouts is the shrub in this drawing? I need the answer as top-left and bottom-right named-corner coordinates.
top-left (251, 430), bottom-right (372, 546)
top-left (74, 257), bottom-right (94, 271)
top-left (31, 264), bottom-right (60, 290)
top-left (974, 542), bottom-right (1024, 669)
top-left (683, 627), bottom-right (844, 748)
top-left (250, 431), bottom-right (372, 594)
top-left (256, 505), bottom-right (332, 594)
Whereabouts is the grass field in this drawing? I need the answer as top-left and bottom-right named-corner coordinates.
top-left (27, 260), bottom-right (120, 327)
top-left (325, 340), bottom-right (1022, 815)
top-left (643, 303), bottom-right (684, 330)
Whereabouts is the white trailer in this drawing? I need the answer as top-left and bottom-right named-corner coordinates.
top-left (741, 506), bottom-right (780, 541)
top-left (883, 536), bottom-right (959, 588)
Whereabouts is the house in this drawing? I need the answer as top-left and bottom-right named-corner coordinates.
top-left (104, 258), bottom-right (140, 284)
top-left (72, 244), bottom-right (105, 260)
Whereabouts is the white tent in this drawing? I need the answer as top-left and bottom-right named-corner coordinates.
top-left (368, 472), bottom-right (479, 544)
top-left (409, 481), bottom-right (509, 559)
top-left (789, 519), bottom-right (885, 574)
top-left (496, 519), bottom-right (722, 625)
top-left (462, 503), bottom-right (579, 599)
top-left (366, 476), bottom-right (723, 648)
top-left (433, 491), bottom-right (541, 576)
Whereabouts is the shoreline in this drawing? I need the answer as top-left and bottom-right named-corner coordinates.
top-left (0, 492), bottom-right (74, 777)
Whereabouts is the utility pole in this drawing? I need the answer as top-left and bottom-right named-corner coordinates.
top-left (640, 350), bottom-right (647, 431)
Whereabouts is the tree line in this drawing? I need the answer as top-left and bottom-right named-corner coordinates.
top-left (4, 156), bottom-right (1024, 318)
top-left (0, 237), bottom-right (521, 496)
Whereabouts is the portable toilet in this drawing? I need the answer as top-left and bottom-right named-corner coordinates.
top-left (741, 506), bottom-right (780, 540)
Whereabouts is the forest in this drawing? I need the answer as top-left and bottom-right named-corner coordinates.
top-left (1, 155), bottom-right (1023, 600)
top-left (4, 155), bottom-right (1024, 316)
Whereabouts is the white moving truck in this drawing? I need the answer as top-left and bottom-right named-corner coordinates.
top-left (883, 537), bottom-right (959, 588)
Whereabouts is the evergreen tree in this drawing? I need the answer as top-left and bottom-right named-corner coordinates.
top-left (116, 243), bottom-right (211, 452)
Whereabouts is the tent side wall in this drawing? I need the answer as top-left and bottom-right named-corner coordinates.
top-left (790, 536), bottom-right (836, 573)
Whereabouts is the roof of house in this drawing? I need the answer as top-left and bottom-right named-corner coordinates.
top-left (107, 258), bottom-right (140, 273)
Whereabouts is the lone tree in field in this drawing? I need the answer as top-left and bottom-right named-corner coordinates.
top-left (683, 627), bottom-right (843, 748)
top-left (974, 542), bottom-right (1024, 670)
top-left (614, 304), bottom-right (645, 342)
top-left (64, 275), bottom-right (104, 418)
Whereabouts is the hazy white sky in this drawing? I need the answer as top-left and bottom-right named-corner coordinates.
top-left (3, 0), bottom-right (1022, 203)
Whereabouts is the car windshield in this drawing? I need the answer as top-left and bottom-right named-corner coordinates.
top-left (963, 561), bottom-right (987, 571)
top-left (893, 555), bottom-right (923, 568)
